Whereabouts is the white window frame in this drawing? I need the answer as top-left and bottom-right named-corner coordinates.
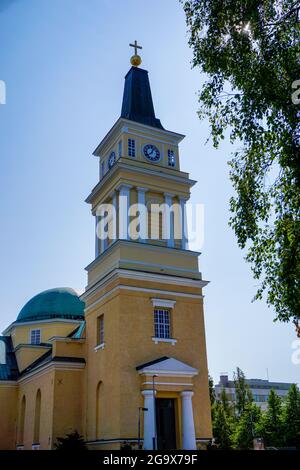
top-left (95, 315), bottom-right (105, 351)
top-left (154, 308), bottom-right (171, 339)
top-left (99, 315), bottom-right (104, 344)
top-left (30, 329), bottom-right (41, 345)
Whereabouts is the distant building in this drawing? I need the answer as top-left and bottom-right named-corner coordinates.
top-left (215, 374), bottom-right (293, 411)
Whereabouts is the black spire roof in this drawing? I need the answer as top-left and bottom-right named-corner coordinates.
top-left (121, 66), bottom-right (164, 130)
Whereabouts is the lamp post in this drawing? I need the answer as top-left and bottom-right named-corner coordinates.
top-left (138, 407), bottom-right (148, 449)
top-left (152, 375), bottom-right (158, 450)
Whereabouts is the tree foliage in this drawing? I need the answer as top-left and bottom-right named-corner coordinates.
top-left (182, 0), bottom-right (300, 326)
top-left (213, 400), bottom-right (234, 448)
top-left (209, 374), bottom-right (216, 405)
top-left (54, 431), bottom-right (87, 451)
top-left (210, 369), bottom-right (300, 449)
top-left (234, 367), bottom-right (253, 416)
top-left (232, 402), bottom-right (262, 449)
top-left (257, 389), bottom-right (284, 447)
top-left (283, 383), bottom-right (300, 446)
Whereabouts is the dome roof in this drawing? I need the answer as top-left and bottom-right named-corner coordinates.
top-left (16, 287), bottom-right (85, 323)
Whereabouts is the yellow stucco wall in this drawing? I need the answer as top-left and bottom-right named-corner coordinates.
top-left (17, 368), bottom-right (55, 449)
top-left (52, 369), bottom-right (84, 446)
top-left (0, 384), bottom-right (18, 449)
top-left (11, 321), bottom-right (82, 349)
top-left (83, 274), bottom-right (212, 446)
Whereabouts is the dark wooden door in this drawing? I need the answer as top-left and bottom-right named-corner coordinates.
top-left (156, 398), bottom-right (177, 449)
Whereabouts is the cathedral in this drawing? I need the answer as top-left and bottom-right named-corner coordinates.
top-left (0, 45), bottom-right (212, 450)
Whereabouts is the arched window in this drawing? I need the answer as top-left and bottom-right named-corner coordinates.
top-left (18, 395), bottom-right (26, 445)
top-left (0, 340), bottom-right (6, 364)
top-left (96, 381), bottom-right (103, 439)
top-left (33, 389), bottom-right (41, 444)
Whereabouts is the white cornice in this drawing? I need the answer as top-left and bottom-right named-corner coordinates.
top-left (81, 266), bottom-right (207, 302)
top-left (0, 381), bottom-right (18, 387)
top-left (86, 161), bottom-right (196, 205)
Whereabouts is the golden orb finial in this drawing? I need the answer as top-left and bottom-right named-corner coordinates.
top-left (129, 40), bottom-right (142, 67)
top-left (130, 54), bottom-right (142, 67)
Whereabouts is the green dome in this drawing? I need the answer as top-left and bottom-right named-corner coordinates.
top-left (16, 287), bottom-right (85, 323)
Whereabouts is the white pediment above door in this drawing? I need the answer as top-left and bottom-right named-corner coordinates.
top-left (136, 356), bottom-right (198, 377)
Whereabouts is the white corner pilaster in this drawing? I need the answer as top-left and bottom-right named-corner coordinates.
top-left (181, 391), bottom-right (196, 450)
top-left (142, 390), bottom-right (156, 450)
top-left (95, 214), bottom-right (100, 258)
top-left (112, 190), bottom-right (117, 242)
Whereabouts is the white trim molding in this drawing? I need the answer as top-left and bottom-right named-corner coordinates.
top-left (152, 337), bottom-right (177, 345)
top-left (151, 298), bottom-right (176, 309)
top-left (94, 343), bottom-right (105, 351)
top-left (142, 381), bottom-right (193, 387)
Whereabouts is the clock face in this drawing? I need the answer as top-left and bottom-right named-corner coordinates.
top-left (108, 151), bottom-right (116, 169)
top-left (143, 144), bottom-right (160, 162)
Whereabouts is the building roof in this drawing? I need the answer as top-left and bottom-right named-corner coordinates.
top-left (16, 287), bottom-right (85, 323)
top-left (68, 321), bottom-right (86, 339)
top-left (216, 374), bottom-right (294, 391)
top-left (121, 66), bottom-right (164, 129)
top-left (0, 336), bottom-right (19, 381)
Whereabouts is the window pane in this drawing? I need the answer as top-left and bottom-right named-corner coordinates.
top-left (128, 138), bottom-right (135, 157)
top-left (154, 308), bottom-right (170, 339)
top-left (168, 150), bottom-right (175, 167)
top-left (98, 315), bottom-right (104, 344)
top-left (31, 329), bottom-right (41, 345)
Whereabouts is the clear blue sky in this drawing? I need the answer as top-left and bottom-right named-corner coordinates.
top-left (0, 0), bottom-right (298, 385)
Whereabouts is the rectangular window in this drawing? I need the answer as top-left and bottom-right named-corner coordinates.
top-left (30, 329), bottom-right (41, 345)
top-left (168, 149), bottom-right (175, 167)
top-left (118, 140), bottom-right (122, 158)
top-left (154, 309), bottom-right (170, 339)
top-left (128, 138), bottom-right (135, 157)
top-left (97, 315), bottom-right (104, 345)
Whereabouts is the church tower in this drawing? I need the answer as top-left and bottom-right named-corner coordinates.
top-left (82, 43), bottom-right (212, 450)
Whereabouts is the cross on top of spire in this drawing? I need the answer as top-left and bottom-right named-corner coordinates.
top-left (129, 40), bottom-right (142, 56)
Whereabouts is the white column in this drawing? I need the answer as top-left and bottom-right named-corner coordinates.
top-left (100, 206), bottom-right (108, 252)
top-left (137, 187), bottom-right (148, 242)
top-left (142, 390), bottom-right (156, 450)
top-left (181, 391), bottom-right (196, 450)
top-left (164, 193), bottom-right (174, 248)
top-left (112, 191), bottom-right (117, 242)
top-left (95, 214), bottom-right (100, 258)
top-left (118, 185), bottom-right (132, 240)
top-left (179, 198), bottom-right (189, 250)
